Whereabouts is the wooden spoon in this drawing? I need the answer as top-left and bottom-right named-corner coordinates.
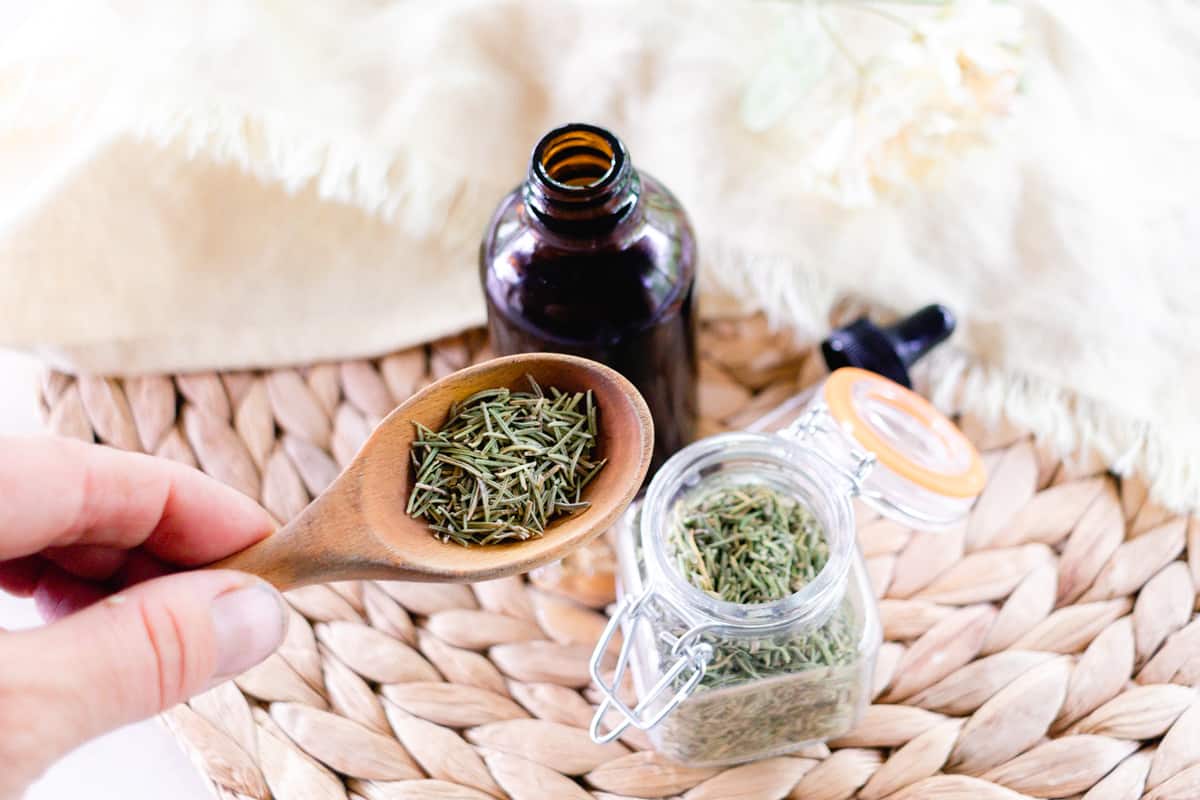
top-left (211, 353), bottom-right (653, 590)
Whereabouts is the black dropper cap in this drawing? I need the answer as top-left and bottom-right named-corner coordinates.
top-left (820, 304), bottom-right (956, 388)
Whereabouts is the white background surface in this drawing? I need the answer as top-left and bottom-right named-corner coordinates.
top-left (0, 351), bottom-right (211, 800)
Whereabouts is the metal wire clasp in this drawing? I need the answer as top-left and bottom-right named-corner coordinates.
top-left (780, 408), bottom-right (877, 496)
top-left (783, 404), bottom-right (960, 527)
top-left (588, 589), bottom-right (713, 744)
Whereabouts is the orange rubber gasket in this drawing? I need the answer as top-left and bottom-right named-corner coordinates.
top-left (824, 368), bottom-right (986, 499)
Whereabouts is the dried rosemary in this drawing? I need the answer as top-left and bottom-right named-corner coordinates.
top-left (671, 483), bottom-right (829, 605)
top-left (648, 482), bottom-right (864, 763)
top-left (406, 378), bottom-right (605, 546)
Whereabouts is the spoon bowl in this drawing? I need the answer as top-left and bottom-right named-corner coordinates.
top-left (212, 353), bottom-right (654, 589)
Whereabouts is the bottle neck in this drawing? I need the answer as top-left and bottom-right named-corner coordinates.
top-left (523, 123), bottom-right (640, 235)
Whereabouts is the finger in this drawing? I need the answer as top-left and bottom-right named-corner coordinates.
top-left (114, 549), bottom-right (174, 588)
top-left (0, 556), bottom-right (48, 597)
top-left (43, 544), bottom-right (129, 581)
top-left (0, 436), bottom-right (273, 564)
top-left (32, 564), bottom-right (107, 621)
top-left (0, 569), bottom-right (287, 786)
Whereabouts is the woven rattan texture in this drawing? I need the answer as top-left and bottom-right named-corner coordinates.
top-left (38, 317), bottom-right (1200, 800)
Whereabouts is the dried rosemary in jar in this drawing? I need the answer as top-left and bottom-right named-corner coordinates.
top-left (406, 378), bottom-right (605, 545)
top-left (636, 481), bottom-right (863, 763)
top-left (671, 483), bottom-right (829, 606)
top-left (667, 484), bottom-right (858, 690)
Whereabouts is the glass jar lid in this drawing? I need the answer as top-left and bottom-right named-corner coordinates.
top-left (825, 368), bottom-right (985, 496)
top-left (787, 368), bottom-right (985, 528)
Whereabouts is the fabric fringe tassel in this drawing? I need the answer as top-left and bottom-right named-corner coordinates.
top-left (923, 350), bottom-right (1195, 515)
top-left (135, 106), bottom-right (1197, 515)
top-left (136, 106), bottom-right (507, 253)
top-left (702, 242), bottom-right (1197, 514)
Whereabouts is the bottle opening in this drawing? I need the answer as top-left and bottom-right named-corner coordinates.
top-left (534, 124), bottom-right (623, 191)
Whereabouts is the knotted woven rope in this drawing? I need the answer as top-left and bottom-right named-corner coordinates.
top-left (38, 317), bottom-right (1200, 800)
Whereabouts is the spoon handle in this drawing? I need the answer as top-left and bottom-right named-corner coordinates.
top-left (209, 491), bottom-right (400, 590)
top-left (210, 523), bottom-right (328, 591)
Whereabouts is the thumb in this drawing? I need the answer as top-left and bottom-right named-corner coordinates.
top-left (0, 570), bottom-right (286, 790)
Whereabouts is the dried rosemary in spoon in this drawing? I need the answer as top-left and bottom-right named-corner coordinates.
top-left (406, 377), bottom-right (606, 546)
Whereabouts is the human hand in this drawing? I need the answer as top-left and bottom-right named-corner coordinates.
top-left (0, 436), bottom-right (287, 798)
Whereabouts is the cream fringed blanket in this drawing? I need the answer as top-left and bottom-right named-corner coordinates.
top-left (1, 1), bottom-right (1198, 511)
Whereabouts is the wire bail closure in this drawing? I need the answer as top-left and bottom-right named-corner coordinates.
top-left (781, 408), bottom-right (878, 495)
top-left (588, 589), bottom-right (714, 743)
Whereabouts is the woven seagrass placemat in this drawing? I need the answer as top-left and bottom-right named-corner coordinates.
top-left (38, 316), bottom-right (1200, 800)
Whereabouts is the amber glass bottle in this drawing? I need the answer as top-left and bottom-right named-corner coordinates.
top-left (480, 123), bottom-right (697, 474)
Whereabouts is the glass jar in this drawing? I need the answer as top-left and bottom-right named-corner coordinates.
top-left (589, 367), bottom-right (986, 766)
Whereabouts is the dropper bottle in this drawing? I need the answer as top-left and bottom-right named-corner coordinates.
top-left (748, 305), bottom-right (957, 434)
top-left (821, 304), bottom-right (956, 388)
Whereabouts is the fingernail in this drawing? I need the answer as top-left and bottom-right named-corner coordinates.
top-left (210, 583), bottom-right (288, 680)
